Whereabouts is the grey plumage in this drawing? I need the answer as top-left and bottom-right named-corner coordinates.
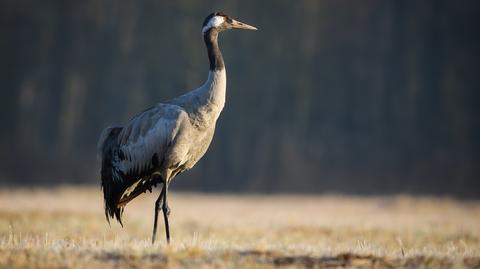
top-left (99, 69), bottom-right (226, 222)
top-left (98, 12), bottom-right (256, 244)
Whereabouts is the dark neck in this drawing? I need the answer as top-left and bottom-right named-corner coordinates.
top-left (204, 29), bottom-right (224, 71)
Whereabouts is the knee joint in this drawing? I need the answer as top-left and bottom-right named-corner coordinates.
top-left (163, 204), bottom-right (171, 216)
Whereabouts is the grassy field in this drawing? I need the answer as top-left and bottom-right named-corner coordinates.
top-left (0, 187), bottom-right (479, 268)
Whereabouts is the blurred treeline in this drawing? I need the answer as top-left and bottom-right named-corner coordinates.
top-left (1, 1), bottom-right (479, 196)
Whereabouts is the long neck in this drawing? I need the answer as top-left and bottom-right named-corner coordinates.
top-left (201, 69), bottom-right (226, 111)
top-left (167, 30), bottom-right (226, 122)
top-left (190, 29), bottom-right (226, 115)
top-left (204, 29), bottom-right (224, 71)
top-left (186, 29), bottom-right (227, 122)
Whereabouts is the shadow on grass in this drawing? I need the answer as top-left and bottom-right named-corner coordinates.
top-left (239, 250), bottom-right (456, 268)
top-left (94, 249), bottom-right (480, 268)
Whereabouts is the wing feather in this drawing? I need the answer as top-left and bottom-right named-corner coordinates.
top-left (99, 103), bottom-right (188, 224)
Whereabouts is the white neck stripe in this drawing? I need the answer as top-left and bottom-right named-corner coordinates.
top-left (202, 16), bottom-right (224, 33)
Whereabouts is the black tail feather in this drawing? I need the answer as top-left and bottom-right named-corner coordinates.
top-left (99, 127), bottom-right (162, 226)
top-left (99, 127), bottom-right (126, 225)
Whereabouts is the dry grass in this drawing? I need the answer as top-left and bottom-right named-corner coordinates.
top-left (0, 187), bottom-right (479, 268)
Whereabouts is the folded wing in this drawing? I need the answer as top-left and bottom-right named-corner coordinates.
top-left (98, 104), bottom-right (187, 224)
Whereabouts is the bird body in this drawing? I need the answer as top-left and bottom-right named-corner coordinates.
top-left (98, 12), bottom-right (256, 244)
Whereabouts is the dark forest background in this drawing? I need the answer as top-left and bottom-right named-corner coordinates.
top-left (1, 0), bottom-right (479, 197)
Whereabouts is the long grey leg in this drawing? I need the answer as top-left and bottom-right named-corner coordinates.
top-left (152, 183), bottom-right (165, 244)
top-left (162, 183), bottom-right (171, 244)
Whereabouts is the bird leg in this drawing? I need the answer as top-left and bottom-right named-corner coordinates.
top-left (152, 183), bottom-right (165, 244)
top-left (162, 183), bottom-right (171, 244)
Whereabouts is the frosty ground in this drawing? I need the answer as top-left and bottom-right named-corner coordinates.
top-left (0, 187), bottom-right (479, 268)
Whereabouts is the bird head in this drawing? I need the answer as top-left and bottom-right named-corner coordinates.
top-left (202, 12), bottom-right (257, 34)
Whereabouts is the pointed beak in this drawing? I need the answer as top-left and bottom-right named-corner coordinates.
top-left (231, 19), bottom-right (258, 31)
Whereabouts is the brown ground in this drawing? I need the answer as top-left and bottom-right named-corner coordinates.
top-left (0, 187), bottom-right (479, 268)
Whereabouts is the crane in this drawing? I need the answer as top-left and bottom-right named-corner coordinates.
top-left (98, 12), bottom-right (257, 244)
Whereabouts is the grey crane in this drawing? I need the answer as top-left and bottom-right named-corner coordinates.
top-left (98, 12), bottom-right (257, 244)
